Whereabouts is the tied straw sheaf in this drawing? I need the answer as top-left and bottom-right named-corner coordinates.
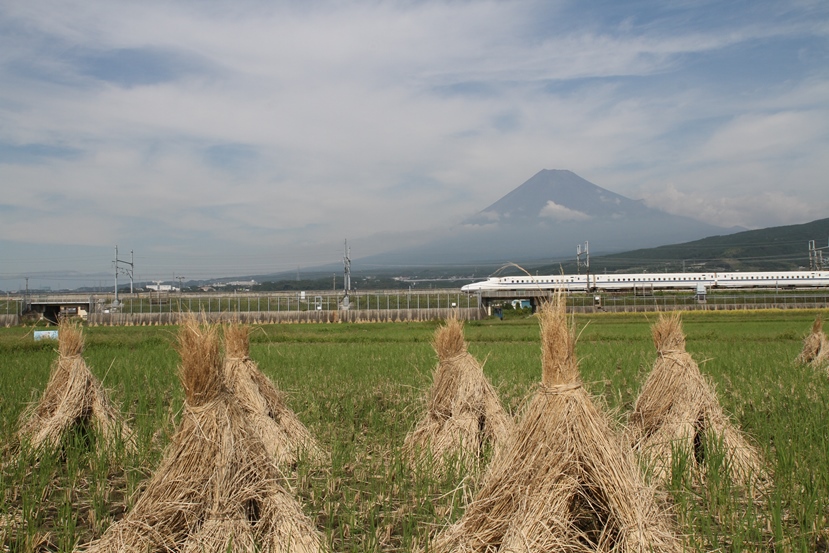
top-left (17, 319), bottom-right (133, 454)
top-left (627, 313), bottom-right (770, 492)
top-left (78, 316), bottom-right (322, 553)
top-left (796, 316), bottom-right (828, 369)
top-left (403, 316), bottom-right (514, 474)
top-left (430, 290), bottom-right (680, 553)
top-left (223, 322), bottom-right (325, 466)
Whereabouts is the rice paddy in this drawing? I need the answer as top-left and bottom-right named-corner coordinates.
top-left (1, 309), bottom-right (828, 552)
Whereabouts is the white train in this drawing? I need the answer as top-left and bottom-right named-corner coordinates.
top-left (461, 270), bottom-right (829, 293)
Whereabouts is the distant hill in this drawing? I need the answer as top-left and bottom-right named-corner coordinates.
top-left (533, 217), bottom-right (829, 275)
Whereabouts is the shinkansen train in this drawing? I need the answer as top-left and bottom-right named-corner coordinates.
top-left (461, 270), bottom-right (829, 293)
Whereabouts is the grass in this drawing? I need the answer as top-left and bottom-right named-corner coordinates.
top-left (0, 309), bottom-right (827, 551)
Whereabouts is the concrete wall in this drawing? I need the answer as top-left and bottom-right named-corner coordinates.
top-left (0, 314), bottom-right (19, 327)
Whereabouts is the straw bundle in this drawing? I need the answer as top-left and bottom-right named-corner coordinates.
top-left (628, 313), bottom-right (768, 488)
top-left (17, 319), bottom-right (132, 452)
top-left (223, 323), bottom-right (325, 466)
top-left (79, 317), bottom-right (321, 553)
top-left (796, 316), bottom-right (828, 368)
top-left (430, 294), bottom-right (679, 553)
top-left (403, 317), bottom-right (514, 471)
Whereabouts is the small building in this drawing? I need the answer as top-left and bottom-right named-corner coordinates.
top-left (146, 284), bottom-right (178, 292)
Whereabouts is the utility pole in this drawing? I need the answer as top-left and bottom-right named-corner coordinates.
top-left (576, 241), bottom-right (590, 290)
top-left (114, 246), bottom-right (118, 307)
top-left (343, 239), bottom-right (351, 294)
top-left (809, 241), bottom-right (816, 270)
top-left (576, 241), bottom-right (589, 274)
top-left (113, 245), bottom-right (134, 307)
top-left (342, 239), bottom-right (352, 309)
top-left (809, 238), bottom-right (828, 270)
top-left (175, 276), bottom-right (185, 310)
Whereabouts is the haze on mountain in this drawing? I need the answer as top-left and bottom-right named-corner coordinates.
top-left (360, 170), bottom-right (740, 268)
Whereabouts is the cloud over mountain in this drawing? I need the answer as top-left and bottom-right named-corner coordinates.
top-left (539, 202), bottom-right (591, 222)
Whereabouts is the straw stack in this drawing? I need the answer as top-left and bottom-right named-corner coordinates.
top-left (79, 317), bottom-right (321, 553)
top-left (223, 322), bottom-right (325, 466)
top-left (430, 293), bottom-right (679, 553)
top-left (628, 313), bottom-right (768, 488)
top-left (17, 319), bottom-right (132, 452)
top-left (403, 317), bottom-right (514, 471)
top-left (796, 316), bottom-right (828, 368)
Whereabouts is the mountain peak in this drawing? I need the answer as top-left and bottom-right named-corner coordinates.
top-left (465, 169), bottom-right (647, 225)
top-left (361, 169), bottom-right (739, 267)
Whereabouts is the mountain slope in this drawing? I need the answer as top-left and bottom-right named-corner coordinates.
top-left (536, 217), bottom-right (829, 274)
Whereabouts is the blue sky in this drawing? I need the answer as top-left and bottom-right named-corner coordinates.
top-left (1, 0), bottom-right (828, 289)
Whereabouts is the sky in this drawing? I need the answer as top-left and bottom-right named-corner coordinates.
top-left (1, 0), bottom-right (828, 290)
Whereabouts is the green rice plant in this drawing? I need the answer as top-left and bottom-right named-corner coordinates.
top-left (1, 310), bottom-right (828, 551)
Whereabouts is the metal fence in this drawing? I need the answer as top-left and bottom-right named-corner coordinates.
top-left (104, 290), bottom-right (476, 314)
top-left (2, 290), bottom-right (828, 327)
top-left (1, 291), bottom-right (479, 326)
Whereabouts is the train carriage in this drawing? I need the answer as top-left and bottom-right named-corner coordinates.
top-left (461, 271), bottom-right (829, 294)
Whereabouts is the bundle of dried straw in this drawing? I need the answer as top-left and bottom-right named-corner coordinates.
top-left (430, 293), bottom-right (679, 553)
top-left (223, 322), bottom-right (325, 466)
top-left (796, 316), bottom-right (828, 369)
top-left (79, 317), bottom-right (321, 553)
top-left (403, 317), bottom-right (514, 472)
top-left (17, 319), bottom-right (132, 453)
top-left (628, 313), bottom-right (769, 489)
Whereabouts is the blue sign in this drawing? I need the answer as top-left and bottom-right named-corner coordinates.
top-left (34, 330), bottom-right (59, 341)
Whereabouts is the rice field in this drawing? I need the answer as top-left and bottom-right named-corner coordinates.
top-left (0, 309), bottom-right (827, 552)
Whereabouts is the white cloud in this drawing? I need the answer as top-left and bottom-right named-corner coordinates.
top-left (539, 201), bottom-right (592, 222)
top-left (642, 183), bottom-right (829, 230)
top-left (695, 111), bottom-right (827, 163)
